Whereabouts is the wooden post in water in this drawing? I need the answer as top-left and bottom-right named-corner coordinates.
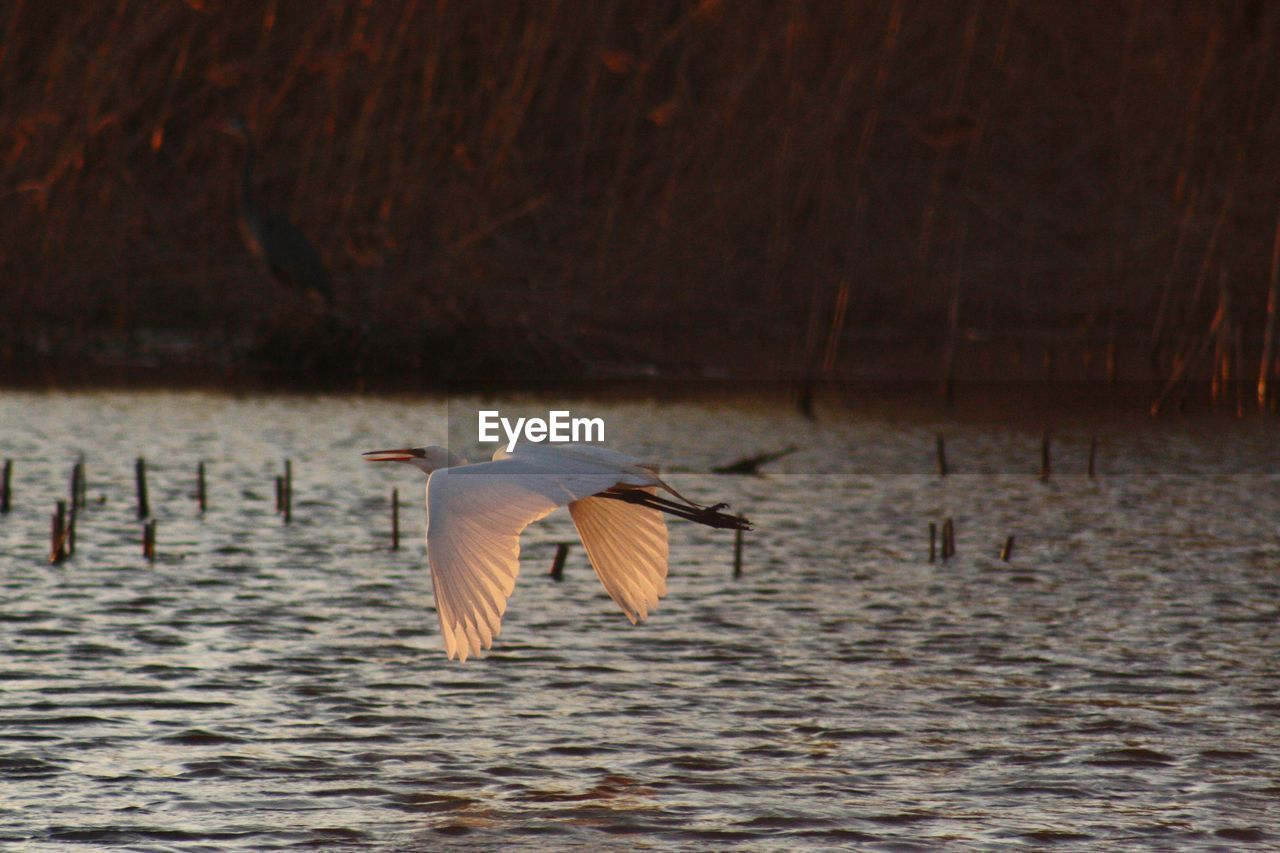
top-left (1087, 435), bottom-right (1098, 479)
top-left (1, 458), bottom-right (11, 514)
top-left (135, 457), bottom-right (150, 518)
top-left (929, 522), bottom-right (937, 562)
top-left (70, 458), bottom-right (85, 510)
top-left (936, 434), bottom-right (948, 477)
top-left (549, 542), bottom-right (570, 581)
top-left (283, 459), bottom-right (293, 525)
top-left (143, 520), bottom-right (156, 562)
top-left (49, 501), bottom-right (68, 564)
top-left (391, 488), bottom-right (400, 551)
top-left (1039, 432), bottom-right (1051, 482)
top-left (733, 524), bottom-right (744, 578)
top-left (50, 509), bottom-right (61, 564)
top-left (197, 461), bottom-right (207, 513)
top-left (1000, 535), bottom-right (1014, 561)
top-left (941, 517), bottom-right (955, 560)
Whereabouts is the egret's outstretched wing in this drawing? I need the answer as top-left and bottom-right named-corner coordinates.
top-left (425, 455), bottom-right (643, 661)
top-left (496, 442), bottom-right (661, 484)
top-left (569, 491), bottom-right (669, 623)
top-left (503, 441), bottom-right (704, 508)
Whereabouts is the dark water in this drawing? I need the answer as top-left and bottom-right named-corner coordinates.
top-left (1, 392), bottom-right (1277, 850)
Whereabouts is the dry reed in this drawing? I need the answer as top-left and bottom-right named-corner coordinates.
top-left (2, 2), bottom-right (1277, 398)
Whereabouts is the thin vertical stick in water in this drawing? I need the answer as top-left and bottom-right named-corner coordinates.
top-left (942, 517), bottom-right (955, 560)
top-left (284, 460), bottom-right (293, 525)
top-left (549, 542), bottom-right (570, 581)
top-left (936, 433), bottom-right (948, 476)
top-left (1000, 535), bottom-right (1014, 562)
top-left (197, 461), bottom-right (207, 513)
top-left (733, 524), bottom-right (744, 578)
top-left (143, 520), bottom-right (156, 562)
top-left (1039, 433), bottom-right (1051, 482)
top-left (2, 458), bottom-right (11, 514)
top-left (135, 457), bottom-right (150, 519)
top-left (929, 522), bottom-right (937, 562)
top-left (1088, 435), bottom-right (1098, 478)
top-left (391, 488), bottom-right (400, 551)
top-left (50, 501), bottom-right (67, 564)
top-left (50, 511), bottom-right (61, 564)
top-left (284, 482), bottom-right (292, 524)
top-left (275, 476), bottom-right (284, 513)
top-left (70, 458), bottom-right (85, 510)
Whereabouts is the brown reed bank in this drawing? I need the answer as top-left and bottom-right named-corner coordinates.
top-left (3, 2), bottom-right (1279, 410)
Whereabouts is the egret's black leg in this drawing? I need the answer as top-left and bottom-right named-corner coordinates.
top-left (599, 489), bottom-right (752, 530)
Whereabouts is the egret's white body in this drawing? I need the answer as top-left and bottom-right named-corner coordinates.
top-left (363, 442), bottom-right (747, 661)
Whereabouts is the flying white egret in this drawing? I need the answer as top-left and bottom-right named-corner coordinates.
top-left (363, 442), bottom-right (751, 661)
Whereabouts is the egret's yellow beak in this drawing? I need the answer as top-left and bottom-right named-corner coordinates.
top-left (362, 449), bottom-right (416, 463)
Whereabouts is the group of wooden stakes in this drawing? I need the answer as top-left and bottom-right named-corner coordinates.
top-left (0, 454), bottom-right (743, 578)
top-left (931, 431), bottom-right (1100, 564)
top-left (1, 432), bottom-right (1097, 571)
top-left (1, 456), bottom-right (270, 566)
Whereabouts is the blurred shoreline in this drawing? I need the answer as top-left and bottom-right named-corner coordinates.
top-left (0, 320), bottom-right (1259, 421)
top-left (7, 3), bottom-right (1278, 418)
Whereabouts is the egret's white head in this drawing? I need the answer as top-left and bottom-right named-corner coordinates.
top-left (362, 445), bottom-right (463, 475)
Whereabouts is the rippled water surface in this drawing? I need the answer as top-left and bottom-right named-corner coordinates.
top-left (1, 391), bottom-right (1277, 850)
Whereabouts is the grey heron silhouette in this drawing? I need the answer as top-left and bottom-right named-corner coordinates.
top-left (220, 117), bottom-right (333, 308)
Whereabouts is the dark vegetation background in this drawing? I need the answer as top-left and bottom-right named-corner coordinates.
top-left (3, 1), bottom-right (1279, 406)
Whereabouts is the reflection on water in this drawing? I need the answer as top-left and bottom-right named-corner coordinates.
top-left (0, 391), bottom-right (1277, 849)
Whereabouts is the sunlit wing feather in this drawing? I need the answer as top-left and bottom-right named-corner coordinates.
top-left (569, 491), bottom-right (669, 623)
top-left (425, 451), bottom-right (656, 661)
